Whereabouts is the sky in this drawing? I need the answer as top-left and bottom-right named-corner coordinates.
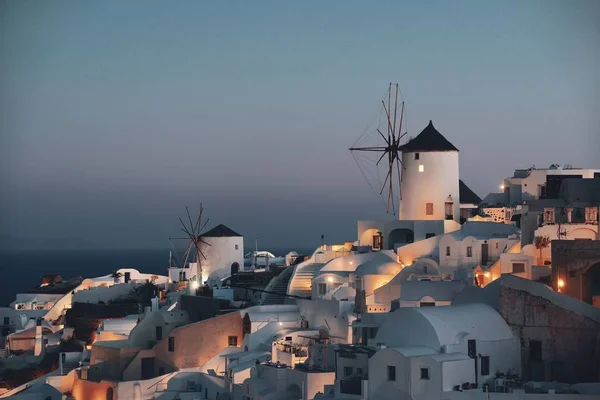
top-left (1, 0), bottom-right (599, 250)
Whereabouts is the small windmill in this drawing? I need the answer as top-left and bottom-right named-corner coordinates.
top-left (169, 204), bottom-right (211, 288)
top-left (350, 83), bottom-right (408, 215)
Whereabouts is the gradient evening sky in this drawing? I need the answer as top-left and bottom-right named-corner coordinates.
top-left (1, 0), bottom-right (599, 249)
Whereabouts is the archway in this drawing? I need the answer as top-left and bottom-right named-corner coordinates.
top-left (360, 228), bottom-right (383, 250)
top-left (106, 387), bottom-right (114, 400)
top-left (285, 383), bottom-right (302, 399)
top-left (387, 229), bottom-right (414, 250)
top-left (583, 262), bottom-right (600, 306)
top-left (231, 262), bottom-right (240, 275)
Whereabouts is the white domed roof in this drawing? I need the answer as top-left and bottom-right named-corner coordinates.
top-left (354, 259), bottom-right (401, 276)
top-left (374, 303), bottom-right (513, 349)
top-left (320, 251), bottom-right (396, 273)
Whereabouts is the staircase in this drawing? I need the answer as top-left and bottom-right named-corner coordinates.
top-left (261, 266), bottom-right (294, 305)
top-left (287, 263), bottom-right (324, 298)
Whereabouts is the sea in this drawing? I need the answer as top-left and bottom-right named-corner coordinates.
top-left (0, 247), bottom-right (311, 307)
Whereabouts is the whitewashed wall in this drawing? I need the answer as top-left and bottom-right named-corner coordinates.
top-left (73, 283), bottom-right (141, 304)
top-left (399, 150), bottom-right (460, 222)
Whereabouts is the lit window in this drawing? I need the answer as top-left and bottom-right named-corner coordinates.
top-left (426, 203), bottom-right (434, 215)
top-left (467, 247), bottom-right (472, 257)
top-left (418, 165), bottom-right (425, 172)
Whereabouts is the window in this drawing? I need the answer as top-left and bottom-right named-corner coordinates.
top-left (228, 336), bottom-right (238, 346)
top-left (357, 367), bottom-right (363, 375)
top-left (344, 366), bottom-right (353, 377)
top-left (317, 283), bottom-right (327, 295)
top-left (155, 326), bottom-right (163, 341)
top-left (481, 356), bottom-right (490, 375)
top-left (235, 244), bottom-right (239, 250)
top-left (425, 233), bottom-right (435, 239)
top-left (530, 340), bottom-right (542, 361)
top-left (446, 246), bottom-right (451, 256)
top-left (495, 242), bottom-right (499, 249)
top-left (158, 367), bottom-right (165, 375)
top-left (420, 302), bottom-right (435, 307)
top-left (468, 339), bottom-right (476, 358)
top-left (512, 263), bottom-right (525, 273)
top-left (420, 367), bottom-right (430, 380)
top-left (467, 247), bottom-right (472, 257)
top-left (415, 152), bottom-right (420, 160)
top-left (426, 203), bottom-right (434, 215)
top-left (168, 337), bottom-right (175, 352)
top-left (418, 165), bottom-right (425, 172)
top-left (387, 366), bottom-right (396, 381)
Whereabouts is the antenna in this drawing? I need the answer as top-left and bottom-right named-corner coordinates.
top-left (350, 83), bottom-right (408, 214)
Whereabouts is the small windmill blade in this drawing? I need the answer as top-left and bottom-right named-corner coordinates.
top-left (349, 83), bottom-right (408, 215)
top-left (171, 203), bottom-right (213, 285)
top-left (185, 207), bottom-right (195, 235)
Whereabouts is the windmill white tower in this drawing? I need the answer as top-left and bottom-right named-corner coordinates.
top-left (398, 120), bottom-right (460, 222)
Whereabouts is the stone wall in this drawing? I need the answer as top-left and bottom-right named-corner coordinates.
top-left (497, 284), bottom-right (600, 383)
top-left (154, 311), bottom-right (243, 370)
top-left (551, 239), bottom-right (600, 303)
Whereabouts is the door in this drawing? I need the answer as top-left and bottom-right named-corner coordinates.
top-left (124, 272), bottom-right (131, 283)
top-left (155, 326), bottom-right (162, 341)
top-left (141, 357), bottom-right (155, 380)
top-left (481, 244), bottom-right (489, 265)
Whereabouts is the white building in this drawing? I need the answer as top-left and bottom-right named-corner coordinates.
top-left (169, 224), bottom-right (244, 287)
top-left (438, 222), bottom-right (520, 271)
top-left (357, 121), bottom-right (484, 252)
top-left (368, 304), bottom-right (521, 400)
top-left (311, 251), bottom-right (400, 301)
top-left (484, 164), bottom-right (600, 207)
top-left (399, 120), bottom-right (461, 223)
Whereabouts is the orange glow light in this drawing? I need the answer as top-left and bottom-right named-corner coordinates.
top-left (557, 278), bottom-right (565, 289)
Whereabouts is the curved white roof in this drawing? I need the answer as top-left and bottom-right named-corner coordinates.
top-left (320, 251), bottom-right (397, 273)
top-left (374, 303), bottom-right (513, 350)
top-left (241, 304), bottom-right (300, 322)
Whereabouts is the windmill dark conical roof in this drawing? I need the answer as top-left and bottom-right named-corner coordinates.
top-left (399, 120), bottom-right (459, 152)
top-left (202, 224), bottom-right (242, 238)
top-left (459, 180), bottom-right (482, 205)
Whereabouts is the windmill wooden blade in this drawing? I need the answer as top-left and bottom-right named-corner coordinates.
top-left (186, 207), bottom-right (195, 235)
top-left (179, 218), bottom-right (193, 237)
top-left (349, 83), bottom-right (407, 215)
